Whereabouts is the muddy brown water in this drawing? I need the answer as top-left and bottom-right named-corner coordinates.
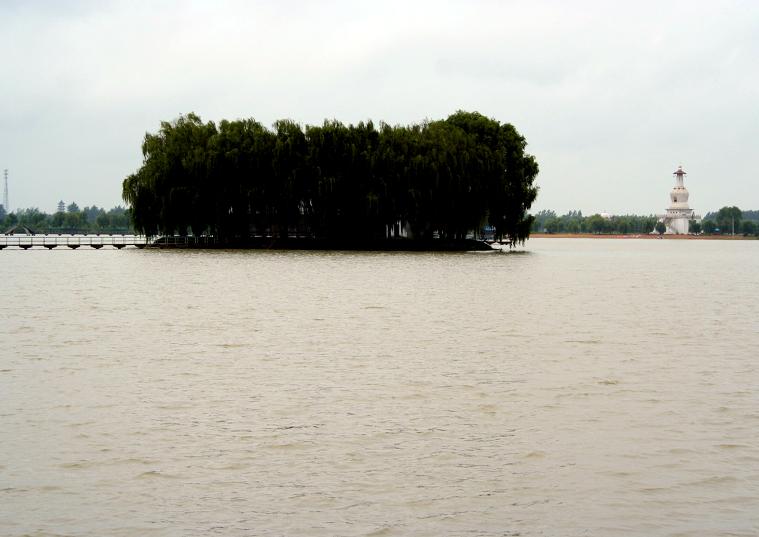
top-left (1, 238), bottom-right (758, 536)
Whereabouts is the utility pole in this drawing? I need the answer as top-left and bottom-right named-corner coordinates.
top-left (3, 169), bottom-right (8, 213)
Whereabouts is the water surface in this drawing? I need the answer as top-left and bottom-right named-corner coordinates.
top-left (1, 239), bottom-right (758, 536)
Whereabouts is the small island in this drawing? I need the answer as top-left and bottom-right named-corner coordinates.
top-left (122, 111), bottom-right (539, 250)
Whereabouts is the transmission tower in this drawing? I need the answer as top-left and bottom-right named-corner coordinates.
top-left (3, 169), bottom-right (7, 212)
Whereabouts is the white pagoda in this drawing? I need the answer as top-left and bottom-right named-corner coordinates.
top-left (658, 165), bottom-right (697, 234)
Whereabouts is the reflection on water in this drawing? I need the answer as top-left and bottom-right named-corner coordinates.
top-left (1, 239), bottom-right (758, 536)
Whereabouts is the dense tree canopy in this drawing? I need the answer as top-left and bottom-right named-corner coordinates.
top-left (532, 207), bottom-right (759, 237)
top-left (715, 206), bottom-right (742, 235)
top-left (122, 111), bottom-right (539, 246)
top-left (531, 210), bottom-right (658, 235)
top-left (1, 205), bottom-right (131, 234)
top-left (702, 206), bottom-right (759, 235)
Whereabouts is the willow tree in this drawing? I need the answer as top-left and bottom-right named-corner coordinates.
top-left (122, 113), bottom-right (218, 237)
top-left (123, 111), bottom-right (539, 245)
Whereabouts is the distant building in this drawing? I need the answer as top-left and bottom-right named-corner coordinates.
top-left (656, 166), bottom-right (699, 234)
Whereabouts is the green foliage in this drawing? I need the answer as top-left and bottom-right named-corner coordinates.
top-left (740, 220), bottom-right (756, 236)
top-left (530, 210), bottom-right (656, 235)
top-left (654, 221), bottom-right (666, 235)
top-left (1, 205), bottom-right (132, 234)
top-left (715, 206), bottom-right (742, 235)
top-left (704, 209), bottom-right (759, 223)
top-left (122, 111), bottom-right (540, 246)
top-left (531, 210), bottom-right (557, 232)
top-left (587, 214), bottom-right (607, 234)
top-left (533, 206), bottom-right (756, 237)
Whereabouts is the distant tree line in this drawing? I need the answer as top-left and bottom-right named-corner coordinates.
top-left (122, 111), bottom-right (539, 246)
top-left (531, 210), bottom-right (658, 234)
top-left (1, 203), bottom-right (132, 234)
top-left (701, 206), bottom-right (759, 236)
top-left (533, 207), bottom-right (759, 237)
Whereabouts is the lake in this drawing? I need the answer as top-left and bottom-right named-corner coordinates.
top-left (1, 238), bottom-right (758, 536)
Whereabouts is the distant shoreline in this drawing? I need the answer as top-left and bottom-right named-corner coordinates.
top-left (529, 233), bottom-right (755, 240)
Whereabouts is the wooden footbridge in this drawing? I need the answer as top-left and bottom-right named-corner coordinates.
top-left (0, 234), bottom-right (217, 250)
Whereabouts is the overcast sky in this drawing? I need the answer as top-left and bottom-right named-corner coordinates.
top-left (1, 0), bottom-right (757, 215)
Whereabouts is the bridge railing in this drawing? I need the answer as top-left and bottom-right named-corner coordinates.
top-left (0, 234), bottom-right (149, 249)
top-left (150, 235), bottom-right (218, 247)
top-left (0, 234), bottom-right (220, 249)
